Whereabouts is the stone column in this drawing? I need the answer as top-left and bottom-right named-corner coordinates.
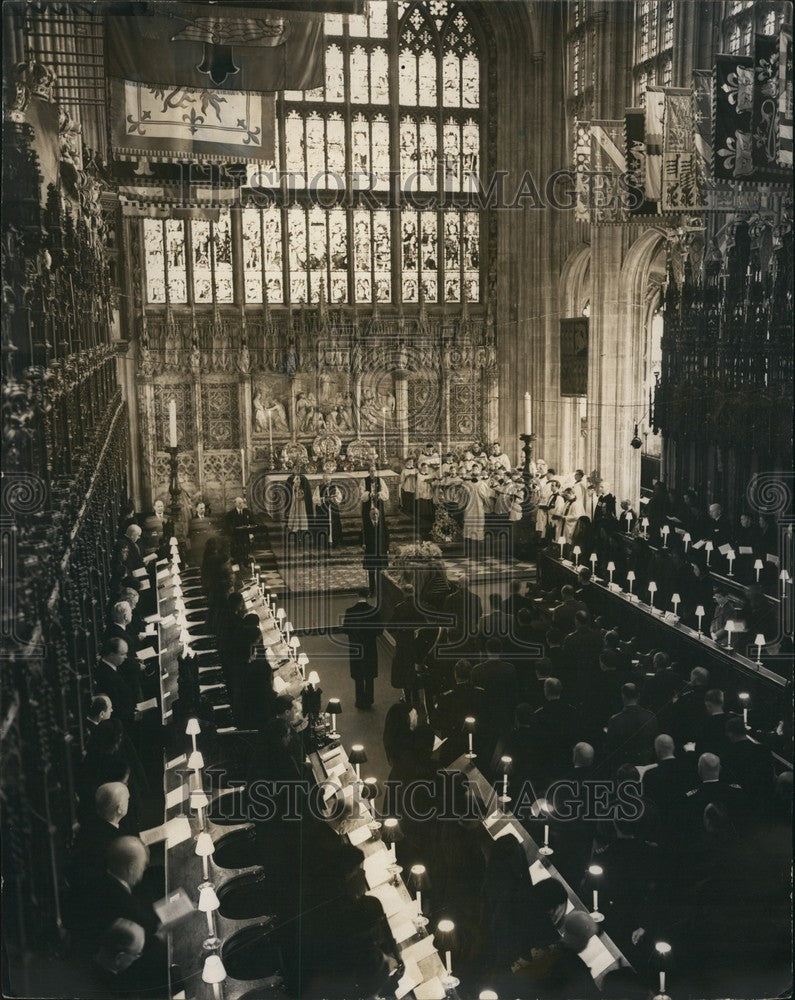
top-left (192, 369), bottom-right (204, 503)
top-left (240, 372), bottom-right (253, 493)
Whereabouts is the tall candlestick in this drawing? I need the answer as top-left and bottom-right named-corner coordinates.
top-left (168, 398), bottom-right (178, 448)
top-left (240, 448), bottom-right (246, 488)
top-left (382, 407), bottom-right (387, 457)
top-left (267, 407), bottom-right (273, 460)
top-left (524, 391), bottom-right (532, 435)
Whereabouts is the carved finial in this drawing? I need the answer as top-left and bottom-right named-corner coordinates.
top-left (317, 276), bottom-right (328, 330)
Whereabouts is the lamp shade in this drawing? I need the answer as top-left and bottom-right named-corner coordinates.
top-left (641, 517), bottom-right (649, 527)
top-left (725, 619), bottom-right (736, 632)
top-left (362, 776), bottom-right (378, 801)
top-left (276, 607), bottom-right (286, 621)
top-left (754, 634), bottom-right (766, 646)
top-left (289, 636), bottom-right (300, 651)
top-left (202, 955), bottom-right (227, 985)
top-left (780, 569), bottom-right (790, 582)
top-left (572, 545), bottom-right (581, 555)
top-left (298, 652), bottom-right (309, 667)
top-left (190, 789), bottom-right (209, 811)
top-left (349, 744), bottom-right (367, 766)
top-left (661, 525), bottom-right (669, 534)
top-left (704, 541), bottom-right (713, 551)
top-left (500, 754), bottom-right (512, 773)
top-left (436, 918), bottom-right (455, 939)
top-left (463, 715), bottom-right (476, 731)
top-left (671, 593), bottom-right (681, 604)
top-left (695, 605), bottom-right (705, 617)
top-left (754, 558), bottom-right (764, 570)
top-left (188, 750), bottom-right (205, 772)
top-left (655, 941), bottom-right (672, 959)
top-left (589, 552), bottom-right (598, 563)
top-left (588, 864), bottom-right (603, 878)
top-left (198, 885), bottom-right (220, 913)
top-left (479, 992), bottom-right (499, 1000)
top-left (306, 670), bottom-right (320, 687)
top-left (683, 532), bottom-right (691, 543)
top-left (284, 620), bottom-right (294, 634)
top-left (648, 581), bottom-right (657, 593)
top-left (409, 863), bottom-right (427, 889)
top-left (185, 718), bottom-right (201, 737)
top-left (382, 817), bottom-right (403, 845)
top-left (325, 698), bottom-right (342, 715)
top-left (273, 676), bottom-right (288, 694)
top-left (195, 832), bottom-right (215, 858)
top-left (606, 561), bottom-right (616, 572)
top-left (738, 691), bottom-right (750, 703)
top-left (626, 570), bottom-right (635, 580)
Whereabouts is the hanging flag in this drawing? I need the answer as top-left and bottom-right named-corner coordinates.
top-left (713, 55), bottom-right (754, 180)
top-left (778, 28), bottom-right (793, 166)
top-left (644, 86), bottom-right (665, 203)
top-left (625, 108), bottom-right (654, 214)
top-left (692, 70), bottom-right (713, 205)
top-left (661, 88), bottom-right (704, 211)
top-left (573, 119), bottom-right (591, 223)
top-left (752, 33), bottom-right (787, 177)
top-left (105, 4), bottom-right (325, 92)
top-left (110, 80), bottom-right (276, 166)
top-left (590, 120), bottom-right (627, 222)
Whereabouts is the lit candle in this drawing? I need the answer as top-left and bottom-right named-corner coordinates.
top-left (726, 548), bottom-right (735, 576)
top-left (754, 634), bottom-right (765, 664)
top-left (572, 545), bottom-right (581, 566)
top-left (660, 525), bottom-right (669, 547)
top-left (738, 691), bottom-right (750, 727)
top-left (671, 593), bottom-right (680, 617)
top-left (695, 604), bottom-right (705, 637)
top-left (626, 569), bottom-right (635, 594)
top-left (655, 941), bottom-right (672, 996)
top-left (589, 552), bottom-right (598, 574)
top-left (524, 391), bottom-right (532, 435)
top-left (607, 561), bottom-right (615, 584)
top-left (588, 864), bottom-right (604, 922)
top-left (683, 532), bottom-right (691, 553)
top-left (705, 541), bottom-right (713, 566)
top-left (168, 398), bottom-right (177, 448)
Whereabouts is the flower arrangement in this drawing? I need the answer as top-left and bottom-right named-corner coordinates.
top-left (431, 505), bottom-right (461, 545)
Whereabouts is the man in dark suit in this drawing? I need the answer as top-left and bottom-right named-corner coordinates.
top-left (70, 782), bottom-right (129, 882)
top-left (551, 585), bottom-right (586, 637)
top-left (112, 524), bottom-right (145, 591)
top-left (472, 637), bottom-right (518, 741)
top-left (671, 666), bottom-right (710, 747)
top-left (722, 715), bottom-right (775, 808)
top-left (94, 640), bottom-right (139, 733)
top-left (226, 495), bottom-right (254, 563)
top-left (606, 682), bottom-right (658, 768)
top-left (477, 593), bottom-right (516, 658)
top-left (342, 589), bottom-right (383, 710)
top-left (502, 579), bottom-right (531, 619)
top-left (560, 610), bottom-right (603, 701)
top-left (440, 574), bottom-right (483, 659)
top-left (72, 836), bottom-right (159, 944)
top-left (684, 752), bottom-right (745, 825)
top-left (532, 677), bottom-right (579, 783)
top-left (641, 734), bottom-right (692, 827)
top-left (694, 688), bottom-right (735, 758)
top-left (430, 659), bottom-right (485, 761)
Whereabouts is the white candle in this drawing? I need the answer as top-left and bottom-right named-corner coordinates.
top-left (445, 951), bottom-right (453, 976)
top-left (592, 888), bottom-right (599, 912)
top-left (502, 773), bottom-right (509, 799)
top-left (543, 823), bottom-right (549, 847)
top-left (241, 448), bottom-right (246, 487)
top-left (416, 889), bottom-right (423, 915)
top-left (168, 398), bottom-right (177, 448)
top-left (468, 732), bottom-right (473, 755)
top-left (202, 854), bottom-right (209, 880)
top-left (524, 391), bottom-right (532, 435)
top-left (659, 971), bottom-right (666, 994)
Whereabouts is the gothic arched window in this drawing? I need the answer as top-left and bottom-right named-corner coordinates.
top-left (142, 1), bottom-right (486, 310)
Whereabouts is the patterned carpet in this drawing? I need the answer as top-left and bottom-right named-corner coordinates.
top-left (251, 512), bottom-right (536, 596)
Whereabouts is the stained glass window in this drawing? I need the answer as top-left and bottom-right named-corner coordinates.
top-left (144, 219), bottom-right (166, 304)
top-left (633, 0), bottom-right (674, 104)
top-left (143, 2), bottom-right (485, 308)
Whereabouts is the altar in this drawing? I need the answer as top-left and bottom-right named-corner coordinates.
top-left (255, 468), bottom-right (399, 521)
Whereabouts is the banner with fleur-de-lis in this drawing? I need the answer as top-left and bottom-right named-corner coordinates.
top-left (780, 28), bottom-right (793, 167)
top-left (751, 33), bottom-right (788, 178)
top-left (110, 79), bottom-right (276, 166)
top-left (713, 55), bottom-right (754, 180)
